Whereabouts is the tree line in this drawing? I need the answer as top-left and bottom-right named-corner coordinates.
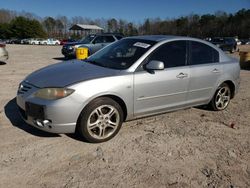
top-left (0, 8), bottom-right (249, 39)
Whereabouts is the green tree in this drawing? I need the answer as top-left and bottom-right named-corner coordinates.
top-left (9, 16), bottom-right (46, 38)
top-left (107, 18), bottom-right (118, 32)
top-left (43, 17), bottom-right (56, 37)
top-left (0, 23), bottom-right (11, 39)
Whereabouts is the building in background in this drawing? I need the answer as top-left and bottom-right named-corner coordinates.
top-left (69, 24), bottom-right (104, 37)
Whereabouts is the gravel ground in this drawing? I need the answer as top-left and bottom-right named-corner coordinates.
top-left (0, 44), bottom-right (249, 188)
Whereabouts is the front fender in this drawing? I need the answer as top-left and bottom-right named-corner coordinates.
top-left (69, 74), bottom-right (134, 121)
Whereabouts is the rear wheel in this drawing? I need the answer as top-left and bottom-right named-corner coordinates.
top-left (77, 97), bottom-right (123, 143)
top-left (209, 83), bottom-right (231, 111)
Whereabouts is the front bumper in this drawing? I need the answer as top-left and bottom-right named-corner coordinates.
top-left (17, 105), bottom-right (76, 133)
top-left (17, 97), bottom-right (77, 133)
top-left (16, 83), bottom-right (85, 134)
top-left (61, 47), bottom-right (76, 57)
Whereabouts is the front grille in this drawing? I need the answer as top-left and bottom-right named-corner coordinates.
top-left (17, 81), bottom-right (34, 95)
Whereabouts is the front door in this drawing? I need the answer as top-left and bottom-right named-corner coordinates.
top-left (133, 40), bottom-right (190, 117)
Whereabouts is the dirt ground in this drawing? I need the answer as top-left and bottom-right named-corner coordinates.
top-left (0, 44), bottom-right (249, 188)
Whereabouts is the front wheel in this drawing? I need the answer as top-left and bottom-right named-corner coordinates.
top-left (209, 83), bottom-right (231, 111)
top-left (77, 97), bottom-right (124, 143)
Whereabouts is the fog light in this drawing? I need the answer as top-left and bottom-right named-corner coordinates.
top-left (43, 120), bottom-right (51, 126)
top-left (34, 120), bottom-right (44, 127)
top-left (34, 119), bottom-right (51, 127)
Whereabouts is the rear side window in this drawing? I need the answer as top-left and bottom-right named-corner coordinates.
top-left (104, 36), bottom-right (115, 42)
top-left (148, 41), bottom-right (187, 68)
top-left (189, 41), bottom-right (219, 65)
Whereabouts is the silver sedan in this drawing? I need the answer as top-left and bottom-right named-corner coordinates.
top-left (16, 35), bottom-right (240, 142)
top-left (0, 43), bottom-right (8, 62)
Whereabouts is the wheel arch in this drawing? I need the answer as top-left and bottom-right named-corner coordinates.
top-left (223, 80), bottom-right (236, 99)
top-left (77, 94), bottom-right (128, 125)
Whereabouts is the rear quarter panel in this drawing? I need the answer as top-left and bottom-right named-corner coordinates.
top-left (214, 56), bottom-right (240, 99)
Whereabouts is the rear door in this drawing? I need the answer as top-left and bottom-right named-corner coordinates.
top-left (134, 40), bottom-right (190, 117)
top-left (187, 41), bottom-right (221, 105)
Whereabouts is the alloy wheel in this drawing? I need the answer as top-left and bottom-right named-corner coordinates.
top-left (215, 86), bottom-right (231, 110)
top-left (87, 105), bottom-right (120, 140)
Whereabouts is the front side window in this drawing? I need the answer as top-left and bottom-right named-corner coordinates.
top-left (147, 41), bottom-right (187, 68)
top-left (189, 41), bottom-right (219, 65)
top-left (80, 35), bottom-right (95, 44)
top-left (93, 36), bottom-right (105, 44)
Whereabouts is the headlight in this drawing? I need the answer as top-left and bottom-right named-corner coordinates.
top-left (68, 46), bottom-right (77, 50)
top-left (33, 88), bottom-right (75, 100)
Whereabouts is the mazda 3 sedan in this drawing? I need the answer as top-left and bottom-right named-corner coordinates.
top-left (17, 35), bottom-right (240, 143)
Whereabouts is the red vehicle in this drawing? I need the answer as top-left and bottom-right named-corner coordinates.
top-left (60, 39), bottom-right (77, 45)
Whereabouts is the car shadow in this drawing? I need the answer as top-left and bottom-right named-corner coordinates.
top-left (194, 105), bottom-right (214, 111)
top-left (4, 98), bottom-right (60, 137)
top-left (0, 61), bottom-right (7, 65)
top-left (53, 57), bottom-right (66, 61)
top-left (66, 133), bottom-right (90, 143)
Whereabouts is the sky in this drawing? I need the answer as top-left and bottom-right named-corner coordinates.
top-left (0, 0), bottom-right (249, 22)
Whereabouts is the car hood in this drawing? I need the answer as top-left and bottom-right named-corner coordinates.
top-left (25, 60), bottom-right (119, 88)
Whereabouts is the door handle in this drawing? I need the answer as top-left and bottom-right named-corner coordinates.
top-left (212, 68), bottom-right (220, 73)
top-left (176, 73), bottom-right (188, 79)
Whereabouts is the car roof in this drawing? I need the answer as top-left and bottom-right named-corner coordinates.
top-left (126, 35), bottom-right (197, 42)
top-left (93, 33), bottom-right (124, 37)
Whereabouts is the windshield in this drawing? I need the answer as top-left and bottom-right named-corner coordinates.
top-left (79, 35), bottom-right (95, 44)
top-left (86, 38), bottom-right (156, 70)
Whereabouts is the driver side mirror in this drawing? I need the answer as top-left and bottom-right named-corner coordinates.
top-left (145, 60), bottom-right (164, 70)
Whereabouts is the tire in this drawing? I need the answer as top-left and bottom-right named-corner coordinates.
top-left (209, 83), bottom-right (231, 111)
top-left (77, 97), bottom-right (124, 143)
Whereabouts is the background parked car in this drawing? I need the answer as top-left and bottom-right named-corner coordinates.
top-left (0, 42), bottom-right (8, 61)
top-left (60, 39), bottom-right (77, 45)
top-left (40, 38), bottom-right (60, 45)
top-left (21, 38), bottom-right (31, 44)
top-left (240, 39), bottom-right (250, 45)
top-left (7, 38), bottom-right (22, 44)
top-left (61, 33), bottom-right (124, 59)
top-left (210, 37), bottom-right (237, 53)
top-left (29, 38), bottom-right (43, 45)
